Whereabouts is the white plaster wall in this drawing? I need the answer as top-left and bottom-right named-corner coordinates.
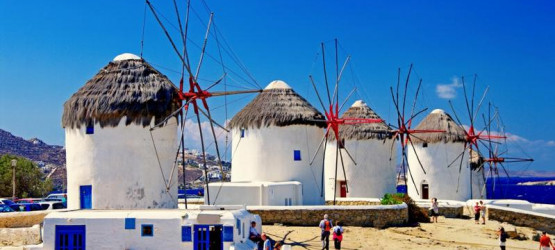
top-left (231, 125), bottom-right (324, 205)
top-left (324, 139), bottom-right (397, 200)
top-left (65, 117), bottom-right (178, 209)
top-left (208, 182), bottom-right (302, 206)
top-left (471, 168), bottom-right (486, 199)
top-left (41, 209), bottom-right (260, 250)
top-left (407, 143), bottom-right (471, 201)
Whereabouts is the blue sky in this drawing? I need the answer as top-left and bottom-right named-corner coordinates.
top-left (0, 1), bottom-right (553, 172)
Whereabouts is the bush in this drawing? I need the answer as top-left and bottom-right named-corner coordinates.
top-left (380, 193), bottom-right (405, 205)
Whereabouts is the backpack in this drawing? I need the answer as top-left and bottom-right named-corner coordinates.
top-left (324, 220), bottom-right (331, 231)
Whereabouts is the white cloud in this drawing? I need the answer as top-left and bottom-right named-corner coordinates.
top-left (436, 77), bottom-right (462, 99)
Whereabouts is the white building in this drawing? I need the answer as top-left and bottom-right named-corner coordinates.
top-left (62, 53), bottom-right (181, 210)
top-left (324, 100), bottom-right (397, 201)
top-left (40, 206), bottom-right (261, 250)
top-left (407, 109), bottom-right (483, 201)
top-left (210, 80), bottom-right (326, 206)
top-left (35, 53), bottom-right (263, 250)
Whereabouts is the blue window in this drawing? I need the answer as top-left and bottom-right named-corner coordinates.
top-left (236, 219), bottom-right (241, 235)
top-left (182, 226), bottom-right (192, 242)
top-left (223, 226), bottom-right (234, 242)
top-left (240, 129), bottom-right (245, 138)
top-left (86, 125), bottom-right (94, 135)
top-left (294, 150), bottom-right (301, 161)
top-left (55, 225), bottom-right (86, 250)
top-left (79, 185), bottom-right (92, 209)
top-left (141, 224), bottom-right (153, 237)
top-left (125, 218), bottom-right (135, 230)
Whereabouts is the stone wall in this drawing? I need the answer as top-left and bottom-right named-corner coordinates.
top-left (247, 204), bottom-right (408, 228)
top-left (0, 211), bottom-right (50, 228)
top-left (0, 224), bottom-right (41, 247)
top-left (488, 205), bottom-right (555, 234)
top-left (324, 199), bottom-right (381, 206)
top-left (417, 204), bottom-right (464, 218)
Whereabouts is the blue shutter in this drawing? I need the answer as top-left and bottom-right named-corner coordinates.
top-left (86, 125), bottom-right (94, 135)
top-left (223, 226), bottom-right (234, 242)
top-left (55, 225), bottom-right (86, 250)
top-left (182, 226), bottom-right (192, 242)
top-left (125, 218), bottom-right (135, 230)
top-left (240, 129), bottom-right (245, 138)
top-left (294, 150), bottom-right (301, 161)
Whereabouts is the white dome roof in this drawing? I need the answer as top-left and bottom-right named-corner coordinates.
top-left (113, 53), bottom-right (141, 62)
top-left (264, 80), bottom-right (291, 90)
top-left (351, 100), bottom-right (368, 108)
top-left (431, 109), bottom-right (445, 114)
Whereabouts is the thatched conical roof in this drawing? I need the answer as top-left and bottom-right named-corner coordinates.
top-left (62, 53), bottom-right (181, 129)
top-left (411, 109), bottom-right (466, 144)
top-left (228, 80), bottom-right (326, 129)
top-left (328, 100), bottom-right (391, 141)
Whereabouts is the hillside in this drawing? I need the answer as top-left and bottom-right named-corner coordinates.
top-left (0, 129), bottom-right (65, 166)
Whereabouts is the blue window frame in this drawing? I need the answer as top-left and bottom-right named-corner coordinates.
top-left (79, 185), bottom-right (92, 209)
top-left (125, 218), bottom-right (135, 230)
top-left (194, 225), bottom-right (209, 250)
top-left (294, 150), bottom-right (301, 161)
top-left (182, 226), bottom-right (192, 242)
top-left (240, 129), bottom-right (245, 138)
top-left (223, 226), bottom-right (234, 242)
top-left (236, 219), bottom-right (241, 235)
top-left (55, 225), bottom-right (86, 250)
top-left (141, 224), bottom-right (153, 237)
top-left (85, 125), bottom-right (94, 135)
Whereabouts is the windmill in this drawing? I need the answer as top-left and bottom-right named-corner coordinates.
top-left (389, 64), bottom-right (445, 195)
top-left (307, 39), bottom-right (384, 205)
top-left (145, 0), bottom-right (262, 206)
top-left (480, 103), bottom-right (533, 198)
top-left (445, 75), bottom-right (507, 197)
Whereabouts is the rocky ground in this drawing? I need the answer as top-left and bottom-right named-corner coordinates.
top-left (263, 217), bottom-right (541, 249)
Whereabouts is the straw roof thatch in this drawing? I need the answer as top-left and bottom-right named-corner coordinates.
top-left (228, 80), bottom-right (326, 129)
top-left (62, 54), bottom-right (181, 129)
top-left (411, 109), bottom-right (466, 144)
top-left (328, 100), bottom-right (392, 141)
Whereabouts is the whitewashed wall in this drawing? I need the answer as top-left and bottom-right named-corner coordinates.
top-left (231, 125), bottom-right (324, 205)
top-left (471, 168), bottom-right (486, 199)
top-left (41, 209), bottom-right (261, 250)
top-left (407, 143), bottom-right (471, 201)
top-left (208, 182), bottom-right (302, 206)
top-left (65, 117), bottom-right (178, 209)
top-left (324, 139), bottom-right (397, 200)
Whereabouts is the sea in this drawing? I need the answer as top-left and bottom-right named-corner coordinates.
top-left (396, 176), bottom-right (555, 205)
top-left (486, 176), bottom-right (555, 205)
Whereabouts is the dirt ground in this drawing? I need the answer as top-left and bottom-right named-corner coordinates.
top-left (263, 217), bottom-right (541, 249)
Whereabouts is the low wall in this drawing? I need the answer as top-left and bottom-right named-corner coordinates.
top-left (488, 205), bottom-right (555, 234)
top-left (325, 198), bottom-right (382, 206)
top-left (0, 211), bottom-right (51, 228)
top-left (0, 224), bottom-right (41, 247)
top-left (416, 201), bottom-right (465, 218)
top-left (247, 204), bottom-right (408, 228)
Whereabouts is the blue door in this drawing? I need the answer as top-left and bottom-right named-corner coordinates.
top-left (194, 225), bottom-right (210, 250)
top-left (80, 185), bottom-right (92, 209)
top-left (55, 225), bottom-right (86, 250)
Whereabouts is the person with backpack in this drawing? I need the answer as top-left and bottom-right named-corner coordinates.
top-left (332, 221), bottom-right (344, 249)
top-left (498, 226), bottom-right (508, 250)
top-left (319, 214), bottom-right (333, 250)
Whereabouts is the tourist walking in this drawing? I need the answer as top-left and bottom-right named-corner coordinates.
top-left (474, 202), bottom-right (481, 224)
top-left (497, 226), bottom-right (508, 250)
top-left (430, 198), bottom-right (439, 223)
top-left (539, 231), bottom-right (554, 250)
top-left (479, 200), bottom-right (486, 224)
top-left (319, 214), bottom-right (333, 250)
top-left (332, 221), bottom-right (344, 249)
